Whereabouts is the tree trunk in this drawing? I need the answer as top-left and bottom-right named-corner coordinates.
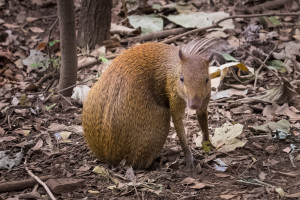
top-left (57, 0), bottom-right (78, 96)
top-left (77, 0), bottom-right (112, 49)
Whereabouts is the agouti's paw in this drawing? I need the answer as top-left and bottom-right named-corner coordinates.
top-left (185, 154), bottom-right (195, 170)
top-left (202, 141), bottom-right (214, 152)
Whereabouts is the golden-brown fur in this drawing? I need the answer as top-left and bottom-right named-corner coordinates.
top-left (82, 42), bottom-right (211, 169)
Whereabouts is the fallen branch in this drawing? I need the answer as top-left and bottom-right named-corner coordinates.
top-left (0, 175), bottom-right (53, 193)
top-left (121, 27), bottom-right (188, 43)
top-left (162, 12), bottom-right (300, 44)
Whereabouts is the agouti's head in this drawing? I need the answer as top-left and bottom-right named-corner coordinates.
top-left (177, 50), bottom-right (212, 110)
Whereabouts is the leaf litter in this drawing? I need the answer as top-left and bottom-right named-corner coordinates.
top-left (1, 0), bottom-right (300, 199)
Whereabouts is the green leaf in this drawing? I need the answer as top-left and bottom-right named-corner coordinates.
top-left (268, 17), bottom-right (281, 27)
top-left (128, 14), bottom-right (163, 35)
top-left (152, 4), bottom-right (161, 10)
top-left (267, 60), bottom-right (286, 73)
top-left (99, 56), bottom-right (109, 64)
top-left (222, 53), bottom-right (239, 62)
top-left (49, 40), bottom-right (59, 47)
top-left (30, 62), bottom-right (44, 68)
top-left (46, 103), bottom-right (56, 111)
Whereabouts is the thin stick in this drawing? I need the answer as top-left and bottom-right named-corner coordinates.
top-left (253, 44), bottom-right (278, 94)
top-left (56, 76), bottom-right (96, 94)
top-left (77, 54), bottom-right (118, 71)
top-left (24, 160), bottom-right (56, 200)
top-left (162, 12), bottom-right (300, 44)
top-left (57, 92), bottom-right (73, 106)
top-left (242, 44), bottom-right (279, 94)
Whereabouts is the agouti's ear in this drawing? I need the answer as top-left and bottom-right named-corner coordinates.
top-left (179, 49), bottom-right (186, 61)
top-left (202, 52), bottom-right (213, 66)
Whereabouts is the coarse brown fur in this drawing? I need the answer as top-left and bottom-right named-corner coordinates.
top-left (82, 42), bottom-right (211, 169)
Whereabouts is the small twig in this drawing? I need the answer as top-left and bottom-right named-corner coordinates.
top-left (57, 92), bottom-right (73, 106)
top-left (24, 160), bottom-right (56, 200)
top-left (132, 181), bottom-right (139, 199)
top-left (77, 54), bottom-right (118, 71)
top-left (242, 44), bottom-right (279, 94)
top-left (56, 76), bottom-right (96, 94)
top-left (229, 67), bottom-right (248, 84)
top-left (37, 72), bottom-right (57, 87)
top-left (162, 12), bottom-right (300, 44)
top-left (253, 44), bottom-right (278, 94)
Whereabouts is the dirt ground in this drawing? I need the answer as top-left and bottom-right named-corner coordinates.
top-left (1, 0), bottom-right (300, 199)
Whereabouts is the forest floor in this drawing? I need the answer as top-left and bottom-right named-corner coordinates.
top-left (1, 0), bottom-right (300, 199)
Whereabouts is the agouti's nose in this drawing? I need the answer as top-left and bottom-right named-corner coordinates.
top-left (188, 98), bottom-right (202, 110)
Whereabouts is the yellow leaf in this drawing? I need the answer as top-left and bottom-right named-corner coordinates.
top-left (88, 190), bottom-right (100, 194)
top-left (235, 63), bottom-right (248, 72)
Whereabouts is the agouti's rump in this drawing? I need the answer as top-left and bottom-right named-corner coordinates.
top-left (82, 41), bottom-right (212, 169)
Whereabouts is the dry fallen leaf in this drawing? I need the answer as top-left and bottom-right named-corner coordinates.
top-left (258, 172), bottom-right (267, 181)
top-left (189, 182), bottom-right (206, 189)
top-left (180, 177), bottom-right (196, 185)
top-left (220, 194), bottom-right (236, 199)
top-left (29, 27), bottom-right (44, 33)
top-left (215, 173), bottom-right (231, 178)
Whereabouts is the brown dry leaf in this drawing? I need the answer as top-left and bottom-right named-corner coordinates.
top-left (180, 177), bottom-right (196, 185)
top-left (0, 127), bottom-right (4, 135)
top-left (48, 123), bottom-right (67, 132)
top-left (36, 42), bottom-right (47, 50)
top-left (263, 159), bottom-right (279, 167)
top-left (26, 17), bottom-right (39, 22)
top-left (258, 172), bottom-right (267, 181)
top-left (29, 27), bottom-right (44, 33)
top-left (78, 165), bottom-right (91, 172)
top-left (31, 139), bottom-right (43, 151)
top-left (263, 103), bottom-right (300, 121)
top-left (189, 182), bottom-right (206, 189)
top-left (286, 192), bottom-right (300, 198)
top-left (125, 167), bottom-right (135, 181)
top-left (230, 105), bottom-right (252, 115)
top-left (215, 173), bottom-right (231, 178)
top-left (0, 136), bottom-right (16, 143)
top-left (3, 23), bottom-right (20, 29)
top-left (0, 51), bottom-right (13, 61)
top-left (220, 194), bottom-right (236, 199)
top-left (283, 147), bottom-right (291, 153)
top-left (243, 79), bottom-right (298, 105)
top-left (211, 89), bottom-right (248, 100)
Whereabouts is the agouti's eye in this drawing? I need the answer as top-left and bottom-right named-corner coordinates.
top-left (180, 76), bottom-right (184, 82)
top-left (205, 78), bottom-right (209, 83)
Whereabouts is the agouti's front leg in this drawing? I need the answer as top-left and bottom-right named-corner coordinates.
top-left (196, 108), bottom-right (212, 152)
top-left (172, 113), bottom-right (194, 170)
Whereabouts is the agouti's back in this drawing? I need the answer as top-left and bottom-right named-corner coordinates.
top-left (82, 41), bottom-right (213, 169)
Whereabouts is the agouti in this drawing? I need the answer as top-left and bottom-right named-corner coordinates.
top-left (82, 40), bottom-right (213, 169)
